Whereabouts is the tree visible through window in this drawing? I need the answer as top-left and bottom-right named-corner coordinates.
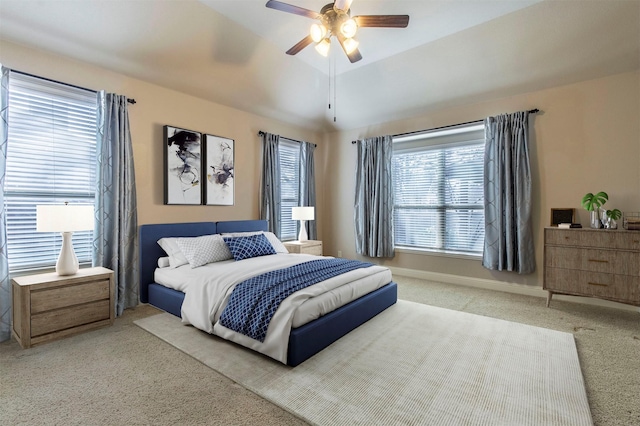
top-left (4, 72), bottom-right (97, 272)
top-left (392, 124), bottom-right (485, 255)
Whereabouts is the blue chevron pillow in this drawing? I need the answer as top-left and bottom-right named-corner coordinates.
top-left (223, 233), bottom-right (277, 261)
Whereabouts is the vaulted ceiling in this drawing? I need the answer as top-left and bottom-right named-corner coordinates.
top-left (1, 0), bottom-right (638, 131)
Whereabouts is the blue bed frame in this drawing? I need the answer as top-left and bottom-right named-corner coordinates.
top-left (139, 220), bottom-right (397, 366)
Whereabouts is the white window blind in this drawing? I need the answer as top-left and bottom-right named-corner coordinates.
top-left (4, 72), bottom-right (97, 272)
top-left (392, 124), bottom-right (485, 255)
top-left (279, 139), bottom-right (300, 241)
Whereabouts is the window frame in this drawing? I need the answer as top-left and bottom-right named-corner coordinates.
top-left (392, 124), bottom-right (485, 257)
top-left (4, 71), bottom-right (97, 274)
top-left (278, 138), bottom-right (300, 242)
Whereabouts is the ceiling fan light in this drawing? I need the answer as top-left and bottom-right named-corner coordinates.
top-left (340, 18), bottom-right (358, 38)
top-left (315, 38), bottom-right (331, 57)
top-left (342, 37), bottom-right (359, 54)
top-left (310, 23), bottom-right (327, 43)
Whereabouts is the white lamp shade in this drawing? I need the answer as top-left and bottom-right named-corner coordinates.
top-left (292, 206), bottom-right (315, 221)
top-left (36, 205), bottom-right (95, 232)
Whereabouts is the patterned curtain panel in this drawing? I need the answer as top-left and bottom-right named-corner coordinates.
top-left (0, 66), bottom-right (10, 342)
top-left (354, 135), bottom-right (395, 258)
top-left (260, 132), bottom-right (281, 237)
top-left (298, 141), bottom-right (317, 240)
top-left (94, 92), bottom-right (139, 315)
top-left (483, 111), bottom-right (535, 274)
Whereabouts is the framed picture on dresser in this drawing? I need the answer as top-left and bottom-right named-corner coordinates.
top-left (164, 125), bottom-right (202, 205)
top-left (550, 208), bottom-right (575, 226)
top-left (204, 134), bottom-right (234, 205)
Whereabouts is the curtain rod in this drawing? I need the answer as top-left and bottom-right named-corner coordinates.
top-left (12, 69), bottom-right (137, 104)
top-left (258, 130), bottom-right (317, 147)
top-left (351, 109), bottom-right (540, 144)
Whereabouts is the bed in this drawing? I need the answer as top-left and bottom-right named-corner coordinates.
top-left (139, 220), bottom-right (397, 366)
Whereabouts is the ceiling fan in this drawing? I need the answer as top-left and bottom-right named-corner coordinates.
top-left (265, 0), bottom-right (410, 63)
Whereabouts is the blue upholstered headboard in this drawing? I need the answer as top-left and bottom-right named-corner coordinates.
top-left (138, 220), bottom-right (268, 303)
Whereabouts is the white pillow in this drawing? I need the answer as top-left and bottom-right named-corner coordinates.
top-left (176, 234), bottom-right (233, 268)
top-left (157, 238), bottom-right (189, 268)
top-left (157, 257), bottom-right (170, 268)
top-left (221, 230), bottom-right (288, 254)
top-left (264, 232), bottom-right (288, 254)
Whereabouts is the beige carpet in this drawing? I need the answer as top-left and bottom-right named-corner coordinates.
top-left (135, 300), bottom-right (592, 426)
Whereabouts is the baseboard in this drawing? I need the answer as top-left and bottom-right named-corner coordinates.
top-left (389, 267), bottom-right (640, 313)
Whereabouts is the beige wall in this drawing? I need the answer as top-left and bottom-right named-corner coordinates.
top-left (0, 41), bottom-right (323, 235)
top-left (2, 40), bottom-right (639, 289)
top-left (324, 70), bottom-right (640, 287)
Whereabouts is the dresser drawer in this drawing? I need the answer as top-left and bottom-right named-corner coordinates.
top-left (580, 272), bottom-right (640, 303)
top-left (31, 279), bottom-right (111, 314)
top-left (581, 250), bottom-right (640, 276)
top-left (544, 267), bottom-right (580, 292)
top-left (545, 229), bottom-right (581, 246)
top-left (580, 231), bottom-right (617, 248)
top-left (545, 246), bottom-right (581, 269)
top-left (615, 233), bottom-right (640, 251)
top-left (31, 299), bottom-right (110, 337)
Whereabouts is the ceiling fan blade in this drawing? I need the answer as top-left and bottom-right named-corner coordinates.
top-left (286, 35), bottom-right (314, 55)
top-left (333, 0), bottom-right (353, 12)
top-left (354, 15), bottom-right (410, 28)
top-left (266, 0), bottom-right (320, 19)
top-left (337, 34), bottom-right (363, 63)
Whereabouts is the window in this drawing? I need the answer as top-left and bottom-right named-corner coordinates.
top-left (279, 138), bottom-right (300, 241)
top-left (392, 124), bottom-right (485, 255)
top-left (4, 72), bottom-right (97, 272)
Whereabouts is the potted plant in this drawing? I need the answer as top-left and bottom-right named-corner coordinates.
top-left (581, 191), bottom-right (608, 228)
top-left (605, 208), bottom-right (622, 229)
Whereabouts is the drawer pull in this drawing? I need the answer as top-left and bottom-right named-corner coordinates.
top-left (588, 282), bottom-right (608, 287)
top-left (588, 259), bottom-right (609, 263)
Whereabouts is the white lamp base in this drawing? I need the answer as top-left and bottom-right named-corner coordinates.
top-left (56, 231), bottom-right (79, 276)
top-left (297, 220), bottom-right (308, 242)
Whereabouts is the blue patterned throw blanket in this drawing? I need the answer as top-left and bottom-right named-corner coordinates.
top-left (219, 258), bottom-right (373, 342)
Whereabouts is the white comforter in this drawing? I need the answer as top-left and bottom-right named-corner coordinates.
top-left (154, 253), bottom-right (392, 363)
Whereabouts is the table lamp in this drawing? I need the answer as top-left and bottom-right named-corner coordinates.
top-left (291, 206), bottom-right (314, 242)
top-left (36, 204), bottom-right (95, 276)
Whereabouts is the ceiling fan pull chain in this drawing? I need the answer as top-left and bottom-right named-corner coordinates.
top-left (328, 50), bottom-right (332, 111)
top-left (332, 43), bottom-right (337, 122)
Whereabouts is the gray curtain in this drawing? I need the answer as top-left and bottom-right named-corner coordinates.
top-left (483, 111), bottom-right (535, 274)
top-left (0, 66), bottom-right (10, 342)
top-left (298, 141), bottom-right (317, 240)
top-left (354, 135), bottom-right (394, 258)
top-left (94, 92), bottom-right (139, 316)
top-left (260, 132), bottom-right (281, 237)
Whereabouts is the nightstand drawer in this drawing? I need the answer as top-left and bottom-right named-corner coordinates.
top-left (31, 279), bottom-right (111, 314)
top-left (284, 240), bottom-right (323, 255)
top-left (31, 299), bottom-right (111, 337)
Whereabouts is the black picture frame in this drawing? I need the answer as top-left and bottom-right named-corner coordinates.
top-left (164, 125), bottom-right (203, 205)
top-left (550, 208), bottom-right (575, 226)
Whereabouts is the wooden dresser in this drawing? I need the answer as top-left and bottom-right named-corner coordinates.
top-left (12, 267), bottom-right (115, 348)
top-left (544, 228), bottom-right (640, 307)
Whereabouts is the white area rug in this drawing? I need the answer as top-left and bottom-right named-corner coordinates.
top-left (135, 300), bottom-right (592, 425)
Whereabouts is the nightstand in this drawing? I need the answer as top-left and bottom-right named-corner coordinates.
top-left (284, 240), bottom-right (323, 256)
top-left (12, 266), bottom-right (115, 348)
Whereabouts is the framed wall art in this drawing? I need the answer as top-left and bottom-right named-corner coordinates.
top-left (204, 134), bottom-right (234, 205)
top-left (164, 125), bottom-right (202, 205)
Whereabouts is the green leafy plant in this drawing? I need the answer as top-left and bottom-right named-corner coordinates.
top-left (581, 191), bottom-right (608, 211)
top-left (606, 208), bottom-right (622, 221)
